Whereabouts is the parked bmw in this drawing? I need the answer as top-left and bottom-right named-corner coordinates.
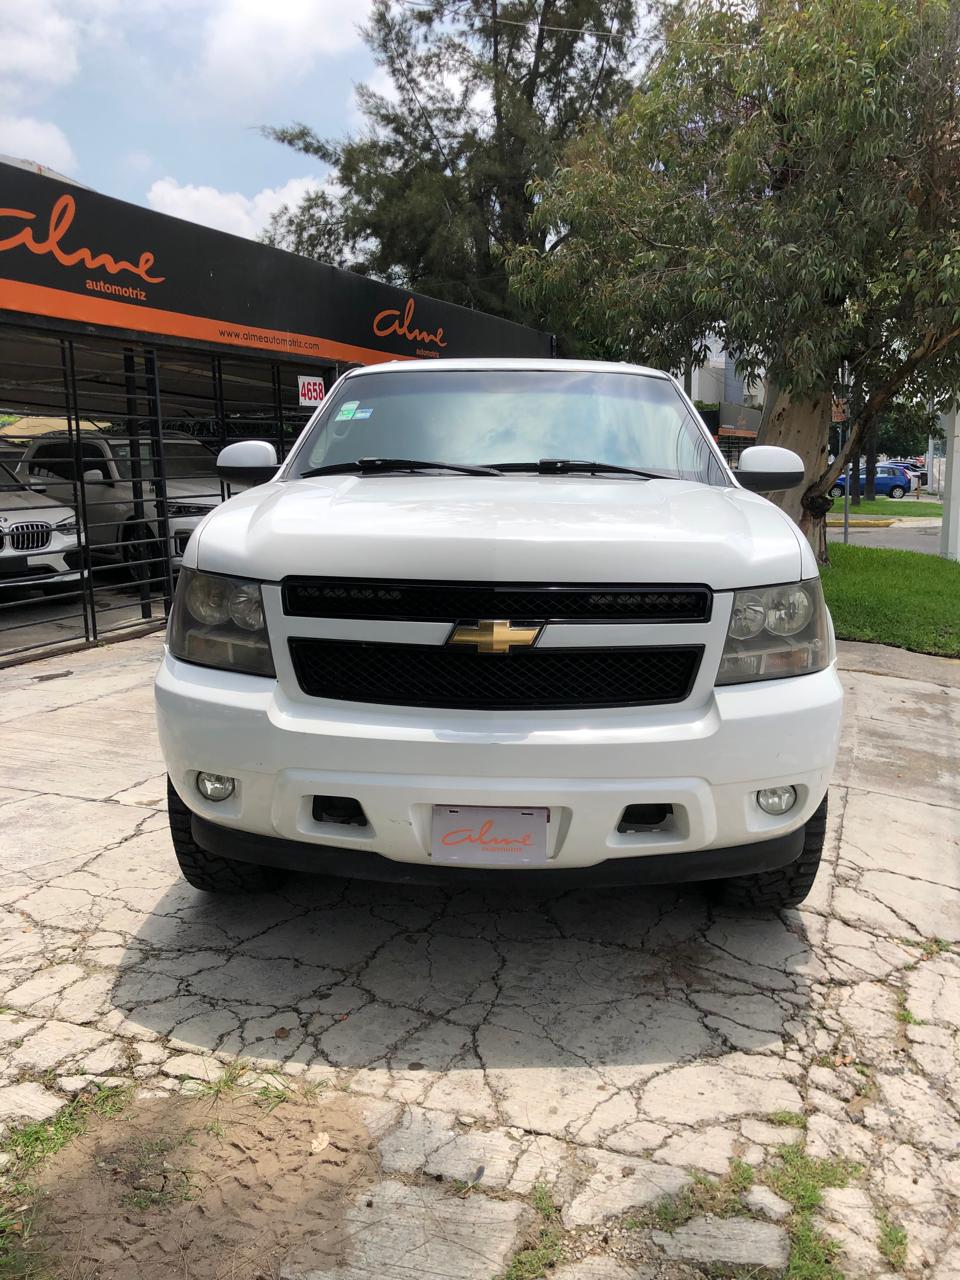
top-left (0, 461), bottom-right (82, 593)
top-left (17, 431), bottom-right (222, 580)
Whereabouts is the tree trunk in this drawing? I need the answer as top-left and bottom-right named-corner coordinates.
top-left (864, 420), bottom-right (878, 501)
top-left (756, 387), bottom-right (833, 562)
top-left (850, 449), bottom-right (861, 506)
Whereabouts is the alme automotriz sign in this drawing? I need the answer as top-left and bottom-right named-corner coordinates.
top-left (0, 162), bottom-right (551, 364)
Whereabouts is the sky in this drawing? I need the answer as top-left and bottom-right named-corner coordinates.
top-left (0, 0), bottom-right (379, 238)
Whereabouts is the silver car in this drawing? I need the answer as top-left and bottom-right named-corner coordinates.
top-left (17, 431), bottom-right (223, 580)
top-left (0, 461), bottom-right (81, 592)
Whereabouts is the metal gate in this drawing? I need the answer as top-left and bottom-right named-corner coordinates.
top-left (0, 324), bottom-right (331, 664)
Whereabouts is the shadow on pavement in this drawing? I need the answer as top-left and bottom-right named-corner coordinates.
top-left (114, 874), bottom-right (817, 1120)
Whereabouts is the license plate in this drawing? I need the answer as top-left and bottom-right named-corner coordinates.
top-left (431, 805), bottom-right (549, 867)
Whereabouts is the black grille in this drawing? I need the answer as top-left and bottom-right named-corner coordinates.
top-left (6, 521), bottom-right (52, 551)
top-left (282, 578), bottom-right (711, 623)
top-left (289, 638), bottom-right (703, 709)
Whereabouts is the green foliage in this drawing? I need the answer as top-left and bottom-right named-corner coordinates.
top-left (878, 1214), bottom-right (909, 1270)
top-left (786, 1216), bottom-right (844, 1280)
top-left (502, 1229), bottom-right (563, 1280)
top-left (768, 1111), bottom-right (808, 1130)
top-left (901, 936), bottom-right (953, 957)
top-left (193, 1060), bottom-right (246, 1099)
top-left (530, 1182), bottom-right (558, 1219)
top-left (767, 1145), bottom-right (861, 1215)
top-left (895, 991), bottom-right (923, 1025)
top-left (264, 0), bottom-right (643, 323)
top-left (827, 497), bottom-right (942, 518)
top-left (821, 543), bottom-right (960, 656)
top-left (1, 1086), bottom-right (131, 1279)
top-left (765, 1145), bottom-right (861, 1280)
top-left (503, 1181), bottom-right (563, 1278)
top-left (3, 1086), bottom-right (130, 1175)
top-left (642, 1160), bottom-right (755, 1232)
top-left (510, 0), bottom-right (960, 442)
top-left (876, 400), bottom-right (944, 458)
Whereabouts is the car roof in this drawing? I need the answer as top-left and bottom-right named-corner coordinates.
top-left (344, 357), bottom-right (671, 379)
top-left (26, 430), bottom-right (203, 443)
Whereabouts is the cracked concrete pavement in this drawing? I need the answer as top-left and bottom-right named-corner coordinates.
top-left (0, 636), bottom-right (958, 1278)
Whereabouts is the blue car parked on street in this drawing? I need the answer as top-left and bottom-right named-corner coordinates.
top-left (830, 463), bottom-right (915, 499)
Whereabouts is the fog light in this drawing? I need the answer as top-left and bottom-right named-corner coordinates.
top-left (196, 772), bottom-right (235, 802)
top-left (757, 785), bottom-right (797, 816)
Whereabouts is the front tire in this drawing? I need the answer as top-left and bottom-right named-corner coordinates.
top-left (889, 485), bottom-right (905, 499)
top-left (829, 485), bottom-right (844, 499)
top-left (166, 778), bottom-right (288, 893)
top-left (716, 795), bottom-right (828, 910)
top-left (122, 520), bottom-right (164, 587)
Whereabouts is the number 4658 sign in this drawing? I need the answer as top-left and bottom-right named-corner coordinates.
top-left (297, 375), bottom-right (325, 407)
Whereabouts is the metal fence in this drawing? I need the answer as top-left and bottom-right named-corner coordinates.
top-left (0, 325), bottom-right (330, 664)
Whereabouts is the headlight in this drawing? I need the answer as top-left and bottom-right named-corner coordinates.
top-left (55, 516), bottom-right (78, 535)
top-left (716, 578), bottom-right (832, 685)
top-left (168, 502), bottom-right (212, 518)
top-left (168, 568), bottom-right (275, 677)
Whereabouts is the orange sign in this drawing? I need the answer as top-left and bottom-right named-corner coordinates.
top-left (0, 193), bottom-right (165, 284)
top-left (373, 296), bottom-right (447, 349)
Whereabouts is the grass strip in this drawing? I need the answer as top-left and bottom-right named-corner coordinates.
top-left (821, 544), bottom-right (960, 657)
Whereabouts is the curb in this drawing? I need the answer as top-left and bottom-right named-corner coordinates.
top-left (826, 519), bottom-right (895, 528)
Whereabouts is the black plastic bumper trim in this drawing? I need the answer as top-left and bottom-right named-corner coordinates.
top-left (190, 814), bottom-right (805, 888)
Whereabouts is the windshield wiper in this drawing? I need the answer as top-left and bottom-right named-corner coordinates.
top-left (301, 457), bottom-right (501, 478)
top-left (494, 458), bottom-right (672, 480)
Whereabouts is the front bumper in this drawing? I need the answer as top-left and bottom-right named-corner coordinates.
top-left (191, 809), bottom-right (806, 886)
top-left (155, 652), bottom-right (843, 875)
top-left (0, 542), bottom-right (82, 588)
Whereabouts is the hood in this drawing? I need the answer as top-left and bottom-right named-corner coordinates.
top-left (0, 486), bottom-right (71, 520)
top-left (193, 475), bottom-right (807, 590)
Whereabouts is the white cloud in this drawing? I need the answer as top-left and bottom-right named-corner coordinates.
top-left (197, 0), bottom-right (371, 102)
top-left (124, 148), bottom-right (156, 173)
top-left (146, 174), bottom-right (324, 239)
top-left (0, 1), bottom-right (79, 106)
top-left (0, 115), bottom-right (77, 173)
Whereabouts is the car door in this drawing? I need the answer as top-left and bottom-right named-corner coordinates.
top-left (82, 442), bottom-right (132, 553)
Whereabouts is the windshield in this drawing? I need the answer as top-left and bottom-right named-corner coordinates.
top-left (0, 461), bottom-right (27, 490)
top-left (291, 369), bottom-right (729, 485)
top-left (109, 439), bottom-right (218, 481)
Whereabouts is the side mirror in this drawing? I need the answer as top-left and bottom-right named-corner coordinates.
top-left (28, 480), bottom-right (47, 494)
top-left (83, 468), bottom-right (107, 484)
top-left (217, 440), bottom-right (279, 485)
top-left (734, 446), bottom-right (805, 492)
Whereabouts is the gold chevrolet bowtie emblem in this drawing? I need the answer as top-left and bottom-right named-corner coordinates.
top-left (447, 619), bottom-right (542, 654)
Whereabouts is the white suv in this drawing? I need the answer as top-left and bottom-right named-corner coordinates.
top-left (0, 462), bottom-right (81, 592)
top-left (155, 360), bottom-right (843, 910)
top-left (18, 430), bottom-right (221, 577)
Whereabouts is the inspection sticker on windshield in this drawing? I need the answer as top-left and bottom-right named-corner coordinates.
top-left (352, 407), bottom-right (373, 419)
top-left (335, 400), bottom-right (359, 421)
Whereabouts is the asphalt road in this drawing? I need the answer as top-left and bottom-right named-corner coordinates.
top-left (827, 520), bottom-right (943, 555)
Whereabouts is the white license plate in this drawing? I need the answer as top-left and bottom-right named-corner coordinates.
top-left (431, 805), bottom-right (549, 867)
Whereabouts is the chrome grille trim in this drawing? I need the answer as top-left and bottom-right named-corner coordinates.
top-left (9, 521), bottom-right (52, 551)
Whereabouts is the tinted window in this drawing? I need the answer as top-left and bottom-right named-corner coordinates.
top-left (29, 441), bottom-right (105, 480)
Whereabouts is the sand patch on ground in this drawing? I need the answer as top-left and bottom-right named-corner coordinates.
top-left (28, 1092), bottom-right (375, 1279)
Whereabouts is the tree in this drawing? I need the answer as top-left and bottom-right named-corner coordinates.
top-left (263, 0), bottom-right (643, 321)
top-left (509, 0), bottom-right (960, 557)
top-left (877, 399), bottom-right (944, 458)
